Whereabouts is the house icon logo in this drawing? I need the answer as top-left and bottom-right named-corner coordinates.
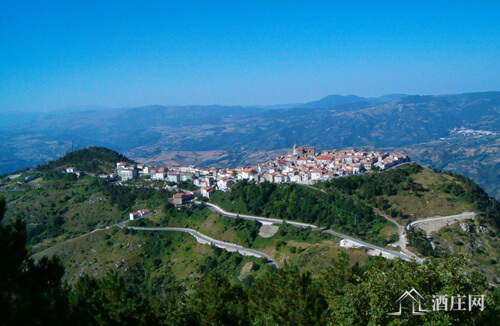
top-left (388, 288), bottom-right (430, 315)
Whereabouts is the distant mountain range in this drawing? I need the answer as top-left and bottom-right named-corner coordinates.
top-left (1, 92), bottom-right (499, 199)
top-left (300, 93), bottom-right (408, 109)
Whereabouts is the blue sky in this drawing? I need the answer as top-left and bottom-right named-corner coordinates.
top-left (1, 1), bottom-right (500, 112)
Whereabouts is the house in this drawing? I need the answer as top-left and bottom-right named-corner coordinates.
top-left (173, 193), bottom-right (185, 205)
top-left (316, 156), bottom-right (333, 164)
top-left (310, 168), bottom-right (323, 180)
top-left (201, 186), bottom-right (215, 198)
top-left (167, 173), bottom-right (180, 183)
top-left (129, 209), bottom-right (151, 220)
top-left (205, 176), bottom-right (215, 186)
top-left (241, 168), bottom-right (258, 180)
top-left (99, 173), bottom-right (117, 181)
top-left (138, 165), bottom-right (149, 175)
top-left (376, 158), bottom-right (395, 170)
top-left (118, 167), bottom-right (138, 181)
top-left (66, 167), bottom-right (77, 173)
top-left (274, 174), bottom-right (288, 183)
top-left (352, 163), bottom-right (365, 174)
top-left (180, 173), bottom-right (194, 182)
top-left (297, 157), bottom-right (308, 166)
top-left (293, 144), bottom-right (315, 156)
top-left (264, 172), bottom-right (276, 182)
top-left (173, 192), bottom-right (196, 205)
top-left (363, 162), bottom-right (374, 170)
top-left (217, 178), bottom-right (235, 191)
top-left (152, 168), bottom-right (166, 181)
top-left (178, 165), bottom-right (196, 173)
top-left (290, 174), bottom-right (302, 183)
top-left (129, 212), bottom-right (141, 220)
top-left (189, 190), bottom-right (201, 198)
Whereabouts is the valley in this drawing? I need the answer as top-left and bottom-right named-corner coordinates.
top-left (3, 92), bottom-right (499, 200)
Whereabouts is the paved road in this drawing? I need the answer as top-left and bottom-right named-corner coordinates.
top-left (408, 212), bottom-right (477, 229)
top-left (201, 202), bottom-right (421, 263)
top-left (118, 224), bottom-right (279, 268)
top-left (372, 210), bottom-right (420, 260)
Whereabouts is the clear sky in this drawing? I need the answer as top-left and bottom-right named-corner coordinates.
top-left (1, 1), bottom-right (500, 112)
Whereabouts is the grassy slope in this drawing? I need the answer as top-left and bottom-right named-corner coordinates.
top-left (322, 165), bottom-right (500, 284)
top-left (430, 218), bottom-right (500, 285)
top-left (130, 206), bottom-right (371, 278)
top-left (384, 168), bottom-right (476, 221)
top-left (33, 227), bottom-right (267, 290)
top-left (33, 210), bottom-right (371, 288)
top-left (7, 173), bottom-right (370, 287)
top-left (6, 162), bottom-right (499, 286)
top-left (370, 167), bottom-right (500, 284)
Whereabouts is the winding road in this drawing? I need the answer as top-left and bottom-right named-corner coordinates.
top-left (201, 202), bottom-right (421, 263)
top-left (117, 223), bottom-right (279, 268)
top-left (372, 210), bottom-right (420, 260)
top-left (408, 212), bottom-right (477, 232)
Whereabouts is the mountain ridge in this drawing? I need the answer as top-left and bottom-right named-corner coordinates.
top-left (1, 91), bottom-right (499, 198)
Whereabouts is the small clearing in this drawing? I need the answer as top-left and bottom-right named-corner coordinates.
top-left (238, 262), bottom-right (254, 281)
top-left (259, 224), bottom-right (279, 238)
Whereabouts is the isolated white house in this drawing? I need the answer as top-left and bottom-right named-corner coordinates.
top-left (129, 209), bottom-right (151, 221)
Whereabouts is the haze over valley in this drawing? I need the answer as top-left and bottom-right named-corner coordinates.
top-left (3, 92), bottom-right (499, 199)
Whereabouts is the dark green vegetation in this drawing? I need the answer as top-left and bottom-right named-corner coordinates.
top-left (3, 148), bottom-right (500, 324)
top-left (2, 92), bottom-right (500, 199)
top-left (2, 149), bottom-right (361, 289)
top-left (210, 164), bottom-right (500, 283)
top-left (322, 163), bottom-right (500, 260)
top-left (322, 164), bottom-right (499, 228)
top-left (36, 146), bottom-right (134, 174)
top-left (2, 195), bottom-right (499, 325)
top-left (2, 176), bottom-right (171, 251)
top-left (211, 181), bottom-right (393, 246)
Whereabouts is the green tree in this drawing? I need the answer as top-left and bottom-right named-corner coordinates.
top-left (149, 286), bottom-right (196, 326)
top-left (190, 271), bottom-right (249, 326)
top-left (0, 196), bottom-right (69, 325)
top-left (248, 265), bottom-right (327, 325)
top-left (324, 254), bottom-right (500, 325)
top-left (69, 271), bottom-right (151, 325)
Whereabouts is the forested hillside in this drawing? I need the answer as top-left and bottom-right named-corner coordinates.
top-left (2, 196), bottom-right (499, 325)
top-left (3, 151), bottom-right (500, 324)
top-left (210, 164), bottom-right (500, 281)
top-left (36, 146), bottom-right (134, 174)
top-left (211, 180), bottom-right (393, 246)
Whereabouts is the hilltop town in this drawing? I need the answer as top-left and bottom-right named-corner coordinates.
top-left (106, 145), bottom-right (409, 203)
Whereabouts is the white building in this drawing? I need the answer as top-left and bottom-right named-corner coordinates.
top-left (167, 173), bottom-right (180, 183)
top-left (118, 167), bottom-right (138, 181)
top-left (201, 186), bottom-right (215, 198)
